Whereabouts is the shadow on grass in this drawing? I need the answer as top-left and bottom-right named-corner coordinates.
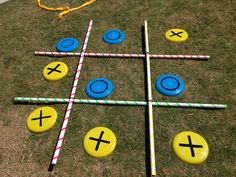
top-left (144, 107), bottom-right (152, 177)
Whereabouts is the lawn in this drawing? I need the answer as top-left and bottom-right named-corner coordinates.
top-left (0, 0), bottom-right (235, 176)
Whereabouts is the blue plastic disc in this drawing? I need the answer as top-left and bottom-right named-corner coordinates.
top-left (102, 30), bottom-right (125, 44)
top-left (56, 38), bottom-right (79, 52)
top-left (86, 78), bottom-right (113, 99)
top-left (155, 74), bottom-right (184, 96)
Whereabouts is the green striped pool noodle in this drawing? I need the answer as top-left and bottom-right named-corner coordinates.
top-left (14, 97), bottom-right (227, 109)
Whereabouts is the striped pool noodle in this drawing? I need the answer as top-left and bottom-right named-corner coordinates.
top-left (49, 20), bottom-right (93, 171)
top-left (14, 97), bottom-right (227, 109)
top-left (144, 20), bottom-right (156, 176)
top-left (35, 51), bottom-right (210, 60)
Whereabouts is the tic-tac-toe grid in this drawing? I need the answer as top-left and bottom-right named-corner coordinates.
top-left (15, 20), bottom-right (227, 176)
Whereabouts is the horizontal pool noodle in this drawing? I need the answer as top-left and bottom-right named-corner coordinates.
top-left (35, 51), bottom-right (210, 60)
top-left (14, 97), bottom-right (227, 109)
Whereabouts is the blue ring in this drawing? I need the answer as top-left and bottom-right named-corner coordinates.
top-left (56, 37), bottom-right (79, 52)
top-left (85, 78), bottom-right (113, 99)
top-left (155, 74), bottom-right (184, 96)
top-left (102, 30), bottom-right (125, 44)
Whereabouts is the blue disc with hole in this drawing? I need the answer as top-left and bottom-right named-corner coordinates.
top-left (86, 78), bottom-right (114, 99)
top-left (155, 74), bottom-right (184, 96)
top-left (56, 37), bottom-right (79, 52)
top-left (102, 29), bottom-right (125, 44)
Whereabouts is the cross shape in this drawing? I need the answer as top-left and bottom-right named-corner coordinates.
top-left (31, 110), bottom-right (52, 126)
top-left (170, 31), bottom-right (183, 38)
top-left (179, 135), bottom-right (203, 157)
top-left (89, 131), bottom-right (111, 151)
top-left (47, 64), bottom-right (62, 75)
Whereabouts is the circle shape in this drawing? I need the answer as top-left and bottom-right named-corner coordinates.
top-left (27, 107), bottom-right (58, 133)
top-left (85, 78), bottom-right (113, 99)
top-left (165, 29), bottom-right (188, 42)
top-left (172, 131), bottom-right (209, 164)
top-left (155, 74), bottom-right (184, 96)
top-left (83, 127), bottom-right (117, 158)
top-left (102, 29), bottom-right (125, 44)
top-left (43, 61), bottom-right (68, 81)
top-left (56, 37), bottom-right (79, 52)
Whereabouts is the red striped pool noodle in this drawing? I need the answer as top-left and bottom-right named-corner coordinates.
top-left (35, 51), bottom-right (210, 59)
top-left (49, 20), bottom-right (93, 171)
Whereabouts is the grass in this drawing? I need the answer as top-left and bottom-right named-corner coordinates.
top-left (0, 0), bottom-right (235, 176)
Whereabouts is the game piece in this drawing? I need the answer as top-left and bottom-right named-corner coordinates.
top-left (165, 29), bottom-right (188, 42)
top-left (83, 127), bottom-right (117, 158)
top-left (172, 131), bottom-right (209, 164)
top-left (43, 61), bottom-right (68, 81)
top-left (155, 74), bottom-right (184, 96)
top-left (85, 78), bottom-right (113, 99)
top-left (102, 29), bottom-right (125, 44)
top-left (56, 37), bottom-right (79, 52)
top-left (26, 106), bottom-right (58, 133)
